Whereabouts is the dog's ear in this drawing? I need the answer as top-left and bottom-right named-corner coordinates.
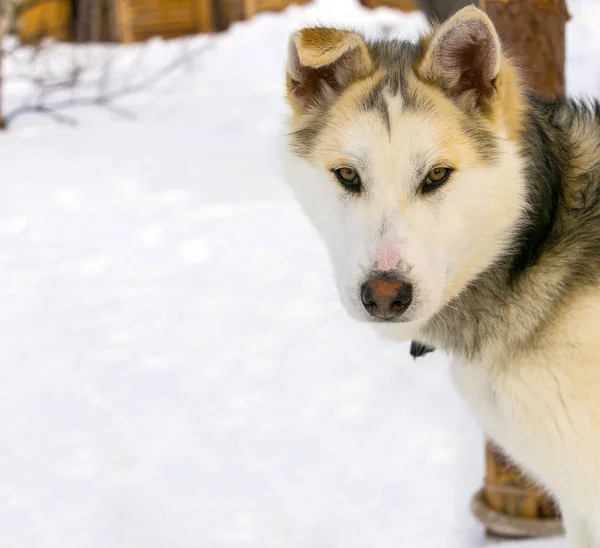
top-left (286, 28), bottom-right (373, 113)
top-left (418, 7), bottom-right (502, 109)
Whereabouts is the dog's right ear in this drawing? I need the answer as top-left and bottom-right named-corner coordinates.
top-left (286, 28), bottom-right (373, 114)
top-left (418, 7), bottom-right (502, 111)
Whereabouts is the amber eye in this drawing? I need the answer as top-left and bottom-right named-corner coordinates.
top-left (333, 167), bottom-right (361, 193)
top-left (422, 167), bottom-right (452, 193)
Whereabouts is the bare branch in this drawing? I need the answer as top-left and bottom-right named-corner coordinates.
top-left (3, 37), bottom-right (215, 125)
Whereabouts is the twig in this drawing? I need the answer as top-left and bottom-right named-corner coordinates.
top-left (4, 38), bottom-right (215, 125)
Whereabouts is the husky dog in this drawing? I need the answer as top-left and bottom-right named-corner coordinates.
top-left (282, 6), bottom-right (600, 546)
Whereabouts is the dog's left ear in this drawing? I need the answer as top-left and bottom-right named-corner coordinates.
top-left (418, 6), bottom-right (502, 109)
top-left (286, 28), bottom-right (373, 114)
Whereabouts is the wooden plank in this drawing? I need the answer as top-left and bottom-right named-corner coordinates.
top-left (194, 0), bottom-right (213, 32)
top-left (17, 0), bottom-right (72, 44)
top-left (245, 0), bottom-right (311, 19)
top-left (115, 0), bottom-right (135, 43)
top-left (245, 0), bottom-right (259, 18)
top-left (116, 0), bottom-right (213, 43)
top-left (361, 0), bottom-right (417, 10)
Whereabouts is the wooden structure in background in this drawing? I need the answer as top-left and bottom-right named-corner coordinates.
top-left (213, 0), bottom-right (244, 30)
top-left (215, 0), bottom-right (312, 31)
top-left (14, 0), bottom-right (318, 44)
top-left (360, 0), bottom-right (417, 12)
top-left (17, 0), bottom-right (117, 44)
top-left (244, 0), bottom-right (310, 19)
top-left (115, 0), bottom-right (212, 42)
top-left (17, 0), bottom-right (73, 44)
top-left (113, 0), bottom-right (309, 41)
top-left (74, 0), bottom-right (119, 42)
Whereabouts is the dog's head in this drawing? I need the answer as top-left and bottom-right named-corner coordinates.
top-left (283, 7), bottom-right (527, 330)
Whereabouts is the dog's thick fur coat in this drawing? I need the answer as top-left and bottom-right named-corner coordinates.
top-left (282, 7), bottom-right (600, 546)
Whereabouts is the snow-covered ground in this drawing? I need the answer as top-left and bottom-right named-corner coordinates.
top-left (0, 1), bottom-right (598, 546)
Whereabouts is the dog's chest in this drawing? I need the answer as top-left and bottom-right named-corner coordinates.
top-left (448, 352), bottom-right (595, 508)
top-left (449, 359), bottom-right (529, 459)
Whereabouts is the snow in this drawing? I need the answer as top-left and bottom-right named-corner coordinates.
top-left (0, 0), bottom-right (597, 546)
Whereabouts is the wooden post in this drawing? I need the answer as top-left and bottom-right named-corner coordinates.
top-left (471, 441), bottom-right (563, 537)
top-left (482, 0), bottom-right (568, 100)
top-left (91, 0), bottom-right (102, 42)
top-left (195, 0), bottom-right (213, 33)
top-left (114, 0), bottom-right (134, 43)
top-left (473, 0), bottom-right (569, 537)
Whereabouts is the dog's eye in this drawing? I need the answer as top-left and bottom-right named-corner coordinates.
top-left (333, 167), bottom-right (361, 193)
top-left (422, 167), bottom-right (452, 193)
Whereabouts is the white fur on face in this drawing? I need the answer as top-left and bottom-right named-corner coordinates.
top-left (283, 93), bottom-right (526, 331)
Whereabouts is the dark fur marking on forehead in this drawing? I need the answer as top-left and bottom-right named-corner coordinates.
top-left (289, 113), bottom-right (328, 157)
top-left (460, 118), bottom-right (499, 162)
top-left (367, 39), bottom-right (423, 108)
top-left (359, 39), bottom-right (441, 128)
top-left (367, 39), bottom-right (423, 74)
top-left (361, 81), bottom-right (391, 134)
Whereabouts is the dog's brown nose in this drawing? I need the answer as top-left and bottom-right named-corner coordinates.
top-left (361, 278), bottom-right (412, 320)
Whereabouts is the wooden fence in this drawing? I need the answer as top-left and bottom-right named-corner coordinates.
top-left (16, 0), bottom-right (417, 44)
